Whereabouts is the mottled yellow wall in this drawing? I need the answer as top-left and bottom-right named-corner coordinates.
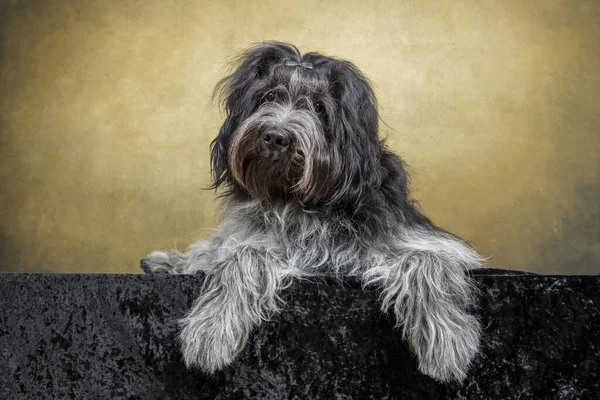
top-left (0, 0), bottom-right (598, 274)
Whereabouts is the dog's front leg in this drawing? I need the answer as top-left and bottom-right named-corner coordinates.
top-left (364, 231), bottom-right (483, 382)
top-left (179, 247), bottom-right (291, 373)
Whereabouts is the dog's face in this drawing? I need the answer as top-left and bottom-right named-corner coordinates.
top-left (211, 42), bottom-right (385, 208)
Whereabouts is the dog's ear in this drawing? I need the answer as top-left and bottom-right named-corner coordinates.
top-left (330, 60), bottom-right (379, 143)
top-left (210, 42), bottom-right (301, 189)
top-left (327, 61), bottom-right (383, 205)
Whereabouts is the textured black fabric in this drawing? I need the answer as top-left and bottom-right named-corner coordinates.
top-left (0, 271), bottom-right (598, 399)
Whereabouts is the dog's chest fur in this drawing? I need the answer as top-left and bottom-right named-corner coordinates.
top-left (214, 200), bottom-right (390, 275)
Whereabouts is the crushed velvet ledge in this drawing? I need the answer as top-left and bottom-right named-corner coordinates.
top-left (0, 270), bottom-right (598, 399)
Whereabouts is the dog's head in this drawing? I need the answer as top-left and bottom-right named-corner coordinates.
top-left (211, 42), bottom-right (393, 209)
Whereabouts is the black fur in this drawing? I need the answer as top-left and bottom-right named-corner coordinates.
top-left (142, 42), bottom-right (483, 383)
top-left (211, 41), bottom-right (432, 240)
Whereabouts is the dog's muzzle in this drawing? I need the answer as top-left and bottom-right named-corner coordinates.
top-left (228, 102), bottom-right (330, 205)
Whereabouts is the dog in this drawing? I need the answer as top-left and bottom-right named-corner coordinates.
top-left (141, 41), bottom-right (483, 383)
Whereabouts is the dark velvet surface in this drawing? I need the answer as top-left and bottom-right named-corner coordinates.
top-left (0, 270), bottom-right (598, 399)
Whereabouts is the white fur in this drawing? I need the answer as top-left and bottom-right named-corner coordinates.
top-left (142, 201), bottom-right (483, 382)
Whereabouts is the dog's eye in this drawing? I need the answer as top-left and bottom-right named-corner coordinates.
top-left (314, 101), bottom-right (325, 115)
top-left (263, 92), bottom-right (276, 103)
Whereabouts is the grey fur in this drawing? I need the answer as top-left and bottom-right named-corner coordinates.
top-left (142, 201), bottom-right (483, 382)
top-left (142, 42), bottom-right (484, 383)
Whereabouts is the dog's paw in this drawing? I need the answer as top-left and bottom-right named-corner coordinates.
top-left (140, 251), bottom-right (175, 274)
top-left (413, 313), bottom-right (481, 383)
top-left (179, 309), bottom-right (247, 374)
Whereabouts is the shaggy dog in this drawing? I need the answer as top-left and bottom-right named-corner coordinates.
top-left (141, 41), bottom-right (483, 382)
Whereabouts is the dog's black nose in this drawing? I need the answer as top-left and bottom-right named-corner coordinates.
top-left (262, 131), bottom-right (290, 151)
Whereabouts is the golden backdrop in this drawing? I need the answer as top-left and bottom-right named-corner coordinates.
top-left (0, 0), bottom-right (598, 274)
